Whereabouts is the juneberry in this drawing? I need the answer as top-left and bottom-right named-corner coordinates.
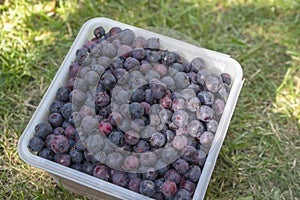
top-left (34, 122), bottom-right (53, 139)
top-left (28, 136), bottom-right (44, 152)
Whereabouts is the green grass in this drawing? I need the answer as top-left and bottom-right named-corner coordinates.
top-left (1, 0), bottom-right (299, 199)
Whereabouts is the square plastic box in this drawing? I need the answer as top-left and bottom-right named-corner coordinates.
top-left (18, 17), bottom-right (244, 200)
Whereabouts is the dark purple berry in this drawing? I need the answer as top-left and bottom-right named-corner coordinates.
top-left (124, 57), bottom-right (140, 70)
top-left (159, 96), bottom-right (172, 109)
top-left (98, 104), bottom-right (111, 118)
top-left (69, 62), bottom-right (80, 77)
top-left (118, 44), bottom-right (132, 58)
top-left (82, 161), bottom-right (96, 175)
top-left (133, 36), bottom-right (147, 48)
top-left (48, 113), bottom-right (64, 128)
top-left (172, 98), bottom-right (186, 111)
top-left (94, 26), bottom-right (105, 38)
top-left (125, 130), bottom-right (140, 145)
top-left (162, 146), bottom-right (178, 163)
top-left (69, 148), bottom-right (84, 163)
top-left (204, 75), bottom-right (222, 93)
top-left (153, 192), bottom-right (164, 200)
top-left (165, 169), bottom-right (181, 184)
top-left (128, 177), bottom-right (141, 193)
top-left (54, 154), bottom-right (71, 167)
top-left (153, 64), bottom-right (168, 76)
top-left (160, 180), bottom-right (177, 198)
top-left (45, 134), bottom-right (55, 148)
top-left (191, 57), bottom-right (205, 72)
top-left (122, 155), bottom-right (140, 171)
top-left (145, 50), bottom-right (160, 63)
top-left (221, 73), bottom-right (231, 85)
top-left (112, 68), bottom-right (127, 82)
top-left (187, 120), bottom-right (204, 137)
top-left (51, 134), bottom-right (70, 154)
top-left (110, 57), bottom-right (124, 69)
top-left (174, 72), bottom-right (190, 89)
top-left (34, 122), bottom-right (53, 139)
top-left (143, 169), bottom-right (159, 181)
top-left (56, 87), bottom-right (71, 102)
top-left (53, 125), bottom-right (65, 135)
top-left (165, 130), bottom-right (175, 143)
top-left (145, 89), bottom-right (154, 104)
top-left (62, 121), bottom-right (71, 129)
top-left (154, 177), bottom-right (165, 192)
top-left (206, 119), bottom-right (218, 133)
top-left (172, 158), bottom-right (189, 174)
top-left (133, 140), bottom-right (150, 153)
top-left (199, 131), bottom-right (214, 146)
top-left (64, 124), bottom-right (76, 139)
top-left (130, 88), bottom-right (145, 102)
top-left (75, 139), bottom-right (84, 152)
top-left (93, 165), bottom-right (110, 181)
top-left (67, 77), bottom-right (76, 89)
top-left (61, 102), bottom-right (72, 120)
top-left (173, 135), bottom-right (188, 150)
top-left (100, 72), bottom-right (116, 91)
top-left (109, 131), bottom-right (125, 147)
top-left (119, 29), bottom-right (135, 45)
top-left (197, 105), bottom-right (214, 122)
top-left (128, 172), bottom-right (141, 179)
top-left (182, 61), bottom-right (191, 73)
top-left (150, 83), bottom-right (166, 99)
top-left (197, 91), bottom-right (214, 106)
top-left (174, 189), bottom-right (192, 200)
top-left (158, 164), bottom-right (170, 176)
top-left (76, 48), bottom-right (88, 64)
top-left (212, 98), bottom-right (225, 116)
top-left (194, 150), bottom-right (207, 167)
top-left (38, 148), bottom-right (54, 161)
top-left (162, 51), bottom-right (177, 65)
top-left (28, 136), bottom-right (44, 152)
top-left (108, 27), bottom-right (122, 37)
top-left (131, 118), bottom-right (145, 132)
top-left (181, 146), bottom-right (198, 162)
top-left (172, 62), bottom-right (184, 72)
top-left (140, 152), bottom-right (157, 167)
top-left (185, 165), bottom-right (201, 182)
top-left (132, 48), bottom-right (146, 60)
top-left (139, 180), bottom-right (156, 197)
top-left (150, 132), bottom-right (166, 148)
top-left (102, 43), bottom-right (117, 58)
top-left (196, 69), bottom-right (210, 85)
top-left (95, 91), bottom-right (110, 107)
top-left (107, 152), bottom-right (124, 169)
top-left (111, 170), bottom-right (128, 187)
top-left (180, 180), bottom-right (195, 196)
top-left (129, 102), bottom-right (144, 119)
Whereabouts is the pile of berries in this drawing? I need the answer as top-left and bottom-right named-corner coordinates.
top-left (28, 25), bottom-right (231, 200)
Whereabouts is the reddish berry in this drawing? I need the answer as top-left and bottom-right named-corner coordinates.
top-left (98, 121), bottom-right (113, 135)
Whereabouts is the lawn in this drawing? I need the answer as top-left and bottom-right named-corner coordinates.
top-left (0, 0), bottom-right (299, 199)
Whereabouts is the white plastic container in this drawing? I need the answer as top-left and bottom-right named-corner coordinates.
top-left (18, 17), bottom-right (244, 200)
